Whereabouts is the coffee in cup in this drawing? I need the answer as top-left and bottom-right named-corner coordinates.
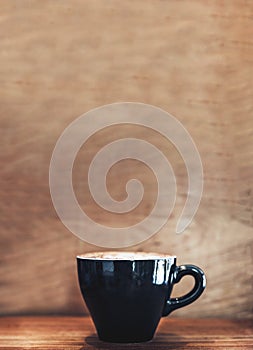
top-left (77, 252), bottom-right (206, 343)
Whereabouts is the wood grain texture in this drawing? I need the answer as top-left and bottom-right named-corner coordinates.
top-left (0, 317), bottom-right (252, 349)
top-left (0, 0), bottom-right (253, 317)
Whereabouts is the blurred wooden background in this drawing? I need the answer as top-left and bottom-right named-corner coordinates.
top-left (0, 1), bottom-right (252, 318)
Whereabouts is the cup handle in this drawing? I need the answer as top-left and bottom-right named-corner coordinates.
top-left (162, 264), bottom-right (206, 316)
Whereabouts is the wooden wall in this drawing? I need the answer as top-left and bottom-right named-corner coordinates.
top-left (0, 0), bottom-right (252, 318)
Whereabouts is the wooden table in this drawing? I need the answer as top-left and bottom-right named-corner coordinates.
top-left (0, 317), bottom-right (252, 349)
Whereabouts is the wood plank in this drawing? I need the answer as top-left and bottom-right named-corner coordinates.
top-left (0, 0), bottom-right (252, 318)
top-left (0, 317), bottom-right (252, 349)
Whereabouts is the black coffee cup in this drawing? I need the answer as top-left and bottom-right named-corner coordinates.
top-left (77, 252), bottom-right (206, 343)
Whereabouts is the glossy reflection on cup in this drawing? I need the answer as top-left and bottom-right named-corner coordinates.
top-left (77, 252), bottom-right (206, 343)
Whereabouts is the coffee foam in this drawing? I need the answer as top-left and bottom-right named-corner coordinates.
top-left (77, 252), bottom-right (176, 260)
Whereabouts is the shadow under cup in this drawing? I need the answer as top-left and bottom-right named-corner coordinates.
top-left (77, 252), bottom-right (206, 343)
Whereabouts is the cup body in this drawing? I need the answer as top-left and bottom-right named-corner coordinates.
top-left (77, 252), bottom-right (206, 343)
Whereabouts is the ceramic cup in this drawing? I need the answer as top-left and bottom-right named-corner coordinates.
top-left (77, 252), bottom-right (206, 343)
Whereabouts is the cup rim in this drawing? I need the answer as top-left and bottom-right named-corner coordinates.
top-left (76, 251), bottom-right (177, 261)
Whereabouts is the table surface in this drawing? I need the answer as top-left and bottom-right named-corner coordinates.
top-left (0, 317), bottom-right (252, 349)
